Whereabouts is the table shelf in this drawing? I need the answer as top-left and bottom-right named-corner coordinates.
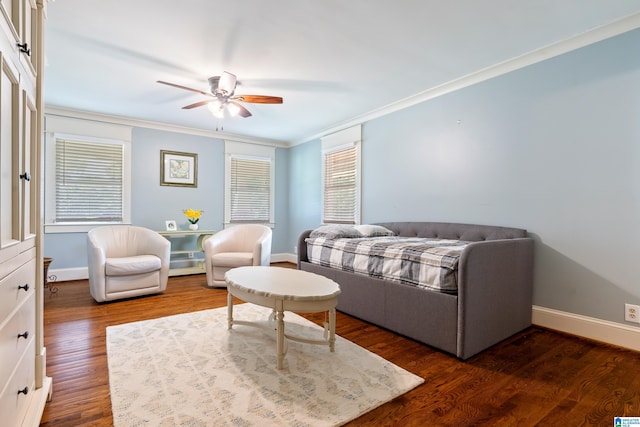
top-left (157, 229), bottom-right (215, 276)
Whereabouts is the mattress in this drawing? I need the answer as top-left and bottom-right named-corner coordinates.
top-left (305, 236), bottom-right (468, 293)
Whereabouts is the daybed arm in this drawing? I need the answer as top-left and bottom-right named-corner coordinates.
top-left (457, 237), bottom-right (534, 359)
top-left (297, 230), bottom-right (312, 269)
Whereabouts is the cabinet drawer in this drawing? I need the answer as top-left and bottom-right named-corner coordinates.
top-left (0, 258), bottom-right (35, 323)
top-left (0, 292), bottom-right (35, 395)
top-left (0, 338), bottom-right (36, 427)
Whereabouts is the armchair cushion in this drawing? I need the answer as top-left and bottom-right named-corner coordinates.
top-left (106, 255), bottom-right (162, 276)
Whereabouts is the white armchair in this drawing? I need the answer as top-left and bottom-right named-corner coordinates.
top-left (204, 224), bottom-right (272, 287)
top-left (87, 225), bottom-right (171, 302)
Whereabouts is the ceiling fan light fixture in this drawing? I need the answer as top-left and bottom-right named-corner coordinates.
top-left (227, 102), bottom-right (241, 117)
top-left (208, 100), bottom-right (225, 118)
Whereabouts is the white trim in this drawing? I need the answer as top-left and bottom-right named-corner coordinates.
top-left (224, 141), bottom-right (276, 225)
top-left (45, 115), bottom-right (132, 141)
top-left (295, 12), bottom-right (640, 145)
top-left (38, 270), bottom-right (640, 353)
top-left (49, 266), bottom-right (89, 282)
top-left (45, 106), bottom-right (289, 147)
top-left (533, 305), bottom-right (640, 352)
top-left (270, 253), bottom-right (296, 264)
top-left (321, 126), bottom-right (362, 225)
top-left (43, 122), bottom-right (132, 233)
top-left (49, 253), bottom-right (297, 280)
top-left (321, 125), bottom-right (362, 151)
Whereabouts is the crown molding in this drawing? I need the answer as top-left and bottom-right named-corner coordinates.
top-left (44, 105), bottom-right (290, 148)
top-left (295, 11), bottom-right (640, 146)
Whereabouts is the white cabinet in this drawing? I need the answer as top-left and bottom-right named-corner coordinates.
top-left (158, 230), bottom-right (215, 276)
top-left (0, 1), bottom-right (51, 425)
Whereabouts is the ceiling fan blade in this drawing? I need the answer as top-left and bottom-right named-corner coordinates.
top-left (157, 80), bottom-right (213, 97)
top-left (230, 101), bottom-right (252, 118)
top-left (182, 99), bottom-right (212, 109)
top-left (218, 71), bottom-right (237, 95)
top-left (233, 95), bottom-right (283, 104)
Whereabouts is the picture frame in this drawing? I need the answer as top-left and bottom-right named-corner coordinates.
top-left (165, 220), bottom-right (177, 231)
top-left (160, 150), bottom-right (198, 187)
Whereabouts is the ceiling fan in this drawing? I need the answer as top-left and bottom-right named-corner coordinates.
top-left (157, 71), bottom-right (283, 118)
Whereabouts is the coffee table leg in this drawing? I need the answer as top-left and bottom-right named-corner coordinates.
top-left (329, 307), bottom-right (336, 352)
top-left (276, 301), bottom-right (285, 369)
top-left (227, 291), bottom-right (233, 330)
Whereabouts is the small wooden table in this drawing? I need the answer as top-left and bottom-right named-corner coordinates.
top-left (225, 266), bottom-right (341, 369)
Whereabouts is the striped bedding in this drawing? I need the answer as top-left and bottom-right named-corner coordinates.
top-left (305, 236), bottom-right (469, 294)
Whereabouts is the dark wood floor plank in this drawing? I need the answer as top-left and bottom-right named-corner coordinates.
top-left (40, 264), bottom-right (640, 426)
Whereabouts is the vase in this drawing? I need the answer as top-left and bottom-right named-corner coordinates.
top-left (189, 223), bottom-right (199, 231)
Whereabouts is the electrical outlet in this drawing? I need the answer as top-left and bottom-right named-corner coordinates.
top-left (188, 251), bottom-right (194, 259)
top-left (293, 245), bottom-right (297, 254)
top-left (625, 304), bottom-right (640, 323)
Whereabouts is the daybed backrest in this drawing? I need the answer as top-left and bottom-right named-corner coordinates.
top-left (375, 222), bottom-right (527, 241)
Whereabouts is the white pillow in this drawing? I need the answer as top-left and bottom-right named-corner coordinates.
top-left (354, 224), bottom-right (396, 237)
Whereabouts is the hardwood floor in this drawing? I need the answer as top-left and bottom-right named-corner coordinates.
top-left (41, 264), bottom-right (640, 426)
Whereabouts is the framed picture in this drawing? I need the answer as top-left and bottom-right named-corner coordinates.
top-left (165, 220), bottom-right (177, 231)
top-left (160, 150), bottom-right (198, 187)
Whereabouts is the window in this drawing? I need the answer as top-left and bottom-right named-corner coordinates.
top-left (225, 141), bottom-right (275, 226)
top-left (54, 138), bottom-right (124, 223)
top-left (45, 116), bottom-right (131, 233)
top-left (321, 125), bottom-right (361, 225)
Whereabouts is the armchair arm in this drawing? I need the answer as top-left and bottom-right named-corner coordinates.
top-left (203, 231), bottom-right (240, 257)
top-left (139, 231), bottom-right (171, 284)
top-left (253, 229), bottom-right (272, 266)
top-left (87, 234), bottom-right (107, 301)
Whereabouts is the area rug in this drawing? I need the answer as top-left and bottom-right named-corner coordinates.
top-left (106, 303), bottom-right (423, 426)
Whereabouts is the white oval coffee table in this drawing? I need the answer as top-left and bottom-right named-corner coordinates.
top-left (225, 266), bottom-right (341, 369)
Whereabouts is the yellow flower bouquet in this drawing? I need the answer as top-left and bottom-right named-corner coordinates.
top-left (183, 208), bottom-right (203, 224)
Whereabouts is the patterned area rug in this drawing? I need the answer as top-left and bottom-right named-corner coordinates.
top-left (106, 303), bottom-right (423, 426)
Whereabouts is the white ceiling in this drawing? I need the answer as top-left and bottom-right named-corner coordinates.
top-left (44, 1), bottom-right (640, 145)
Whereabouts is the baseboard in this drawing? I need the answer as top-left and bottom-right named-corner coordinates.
top-left (532, 305), bottom-right (640, 352)
top-left (22, 376), bottom-right (52, 427)
top-left (49, 266), bottom-right (88, 282)
top-left (49, 253), bottom-right (299, 282)
top-left (51, 266), bottom-right (639, 352)
top-left (271, 253), bottom-right (297, 264)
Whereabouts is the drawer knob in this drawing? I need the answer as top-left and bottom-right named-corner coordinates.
top-left (18, 331), bottom-right (29, 340)
top-left (18, 386), bottom-right (29, 395)
top-left (18, 283), bottom-right (29, 292)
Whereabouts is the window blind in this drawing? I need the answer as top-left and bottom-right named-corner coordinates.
top-left (230, 156), bottom-right (271, 222)
top-left (55, 139), bottom-right (123, 223)
top-left (323, 145), bottom-right (357, 224)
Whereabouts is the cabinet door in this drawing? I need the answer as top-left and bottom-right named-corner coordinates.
top-left (19, 88), bottom-right (35, 241)
top-left (0, 55), bottom-right (20, 250)
top-left (0, 0), bottom-right (20, 41)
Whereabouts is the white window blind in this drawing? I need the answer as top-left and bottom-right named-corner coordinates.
top-left (230, 156), bottom-right (271, 223)
top-left (55, 139), bottom-right (124, 223)
top-left (321, 125), bottom-right (361, 225)
top-left (323, 145), bottom-right (358, 224)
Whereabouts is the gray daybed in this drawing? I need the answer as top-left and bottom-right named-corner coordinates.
top-left (297, 221), bottom-right (534, 359)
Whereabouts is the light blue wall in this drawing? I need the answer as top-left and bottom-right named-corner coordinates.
top-left (44, 128), bottom-right (291, 267)
top-left (287, 139), bottom-right (322, 252)
top-left (43, 28), bottom-right (640, 328)
top-left (131, 128), bottom-right (224, 231)
top-left (288, 29), bottom-right (640, 325)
